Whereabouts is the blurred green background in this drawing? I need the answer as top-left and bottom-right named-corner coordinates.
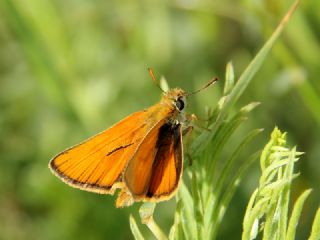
top-left (0, 0), bottom-right (319, 239)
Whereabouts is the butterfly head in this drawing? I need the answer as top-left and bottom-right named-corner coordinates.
top-left (162, 88), bottom-right (187, 112)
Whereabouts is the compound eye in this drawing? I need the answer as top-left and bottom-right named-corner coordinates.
top-left (175, 98), bottom-right (185, 111)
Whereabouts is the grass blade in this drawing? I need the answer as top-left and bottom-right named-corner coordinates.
top-left (286, 189), bottom-right (312, 240)
top-left (308, 208), bottom-right (320, 240)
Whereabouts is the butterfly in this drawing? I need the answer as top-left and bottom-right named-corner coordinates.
top-left (49, 69), bottom-right (217, 207)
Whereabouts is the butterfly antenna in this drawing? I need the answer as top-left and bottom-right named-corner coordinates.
top-left (148, 67), bottom-right (165, 92)
top-left (186, 77), bottom-right (218, 96)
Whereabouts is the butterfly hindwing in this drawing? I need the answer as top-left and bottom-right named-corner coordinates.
top-left (146, 123), bottom-right (183, 200)
top-left (124, 121), bottom-right (183, 201)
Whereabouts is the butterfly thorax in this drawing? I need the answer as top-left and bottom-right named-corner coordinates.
top-left (159, 88), bottom-right (187, 125)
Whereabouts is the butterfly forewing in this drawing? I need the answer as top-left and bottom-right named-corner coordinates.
top-left (49, 110), bottom-right (156, 193)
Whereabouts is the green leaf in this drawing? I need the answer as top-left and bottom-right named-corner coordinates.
top-left (286, 189), bottom-right (312, 240)
top-left (242, 198), bottom-right (270, 240)
top-left (223, 62), bottom-right (235, 95)
top-left (206, 115), bottom-right (247, 180)
top-left (129, 215), bottom-right (145, 240)
top-left (278, 148), bottom-right (297, 239)
top-left (178, 180), bottom-right (197, 240)
top-left (240, 102), bottom-right (261, 113)
top-left (169, 200), bottom-right (184, 240)
top-left (308, 208), bottom-right (320, 240)
top-left (191, 167), bottom-right (204, 239)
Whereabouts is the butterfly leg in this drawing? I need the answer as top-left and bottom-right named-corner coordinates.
top-left (186, 113), bottom-right (212, 132)
top-left (182, 125), bottom-right (194, 166)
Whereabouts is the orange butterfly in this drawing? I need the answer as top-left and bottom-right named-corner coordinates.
top-left (49, 69), bottom-right (217, 207)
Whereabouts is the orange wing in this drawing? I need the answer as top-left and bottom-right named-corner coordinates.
top-left (124, 122), bottom-right (183, 202)
top-left (49, 110), bottom-right (159, 194)
top-left (146, 123), bottom-right (183, 200)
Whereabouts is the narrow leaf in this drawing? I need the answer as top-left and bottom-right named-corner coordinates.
top-left (178, 181), bottom-right (197, 240)
top-left (129, 215), bottom-right (145, 240)
top-left (286, 189), bottom-right (312, 240)
top-left (308, 208), bottom-right (320, 240)
top-left (224, 62), bottom-right (235, 95)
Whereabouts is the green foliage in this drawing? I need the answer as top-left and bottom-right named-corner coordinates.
top-left (242, 127), bottom-right (303, 240)
top-left (242, 127), bottom-right (320, 240)
top-left (130, 3), bottom-right (316, 239)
